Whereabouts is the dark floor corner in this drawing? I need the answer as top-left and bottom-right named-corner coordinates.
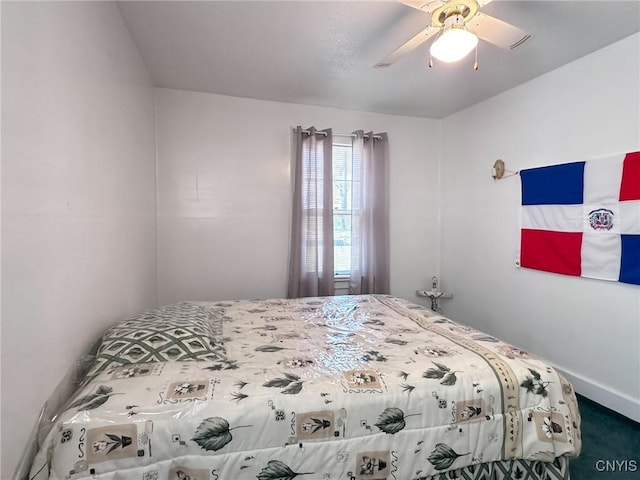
top-left (569, 394), bottom-right (640, 479)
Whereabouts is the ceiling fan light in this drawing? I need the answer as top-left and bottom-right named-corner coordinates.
top-left (430, 23), bottom-right (478, 63)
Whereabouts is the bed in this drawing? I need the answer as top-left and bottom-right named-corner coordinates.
top-left (28, 295), bottom-right (581, 480)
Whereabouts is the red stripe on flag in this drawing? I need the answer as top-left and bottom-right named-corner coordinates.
top-left (520, 229), bottom-right (583, 276)
top-left (619, 151), bottom-right (640, 201)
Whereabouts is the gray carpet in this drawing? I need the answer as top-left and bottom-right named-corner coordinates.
top-left (569, 395), bottom-right (640, 479)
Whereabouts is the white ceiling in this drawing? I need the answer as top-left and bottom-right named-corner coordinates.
top-left (117, 1), bottom-right (640, 119)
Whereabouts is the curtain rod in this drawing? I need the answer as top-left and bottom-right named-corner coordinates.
top-left (296, 128), bottom-right (382, 141)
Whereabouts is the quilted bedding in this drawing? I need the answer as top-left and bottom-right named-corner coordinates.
top-left (29, 295), bottom-right (581, 480)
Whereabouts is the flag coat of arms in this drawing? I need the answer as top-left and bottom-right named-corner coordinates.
top-left (519, 151), bottom-right (640, 285)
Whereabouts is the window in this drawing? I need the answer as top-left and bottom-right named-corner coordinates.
top-left (332, 142), bottom-right (352, 275)
top-left (288, 126), bottom-right (389, 298)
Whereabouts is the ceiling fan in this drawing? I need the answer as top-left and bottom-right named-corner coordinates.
top-left (374, 0), bottom-right (530, 68)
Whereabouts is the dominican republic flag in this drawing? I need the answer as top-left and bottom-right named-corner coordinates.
top-left (520, 151), bottom-right (640, 285)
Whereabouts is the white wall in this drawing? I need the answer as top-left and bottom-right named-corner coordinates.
top-left (1, 2), bottom-right (157, 477)
top-left (440, 33), bottom-right (640, 421)
top-left (156, 88), bottom-right (441, 305)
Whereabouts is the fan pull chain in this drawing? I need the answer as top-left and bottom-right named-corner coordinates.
top-left (429, 55), bottom-right (433, 68)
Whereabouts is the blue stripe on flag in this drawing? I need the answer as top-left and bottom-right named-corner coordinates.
top-left (619, 234), bottom-right (640, 285)
top-left (521, 161), bottom-right (585, 205)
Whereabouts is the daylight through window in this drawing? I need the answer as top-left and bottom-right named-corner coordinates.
top-left (333, 142), bottom-right (352, 275)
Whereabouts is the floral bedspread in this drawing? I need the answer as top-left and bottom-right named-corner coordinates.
top-left (30, 295), bottom-right (581, 480)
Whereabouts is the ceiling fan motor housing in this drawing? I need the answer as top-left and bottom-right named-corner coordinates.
top-left (433, 0), bottom-right (479, 27)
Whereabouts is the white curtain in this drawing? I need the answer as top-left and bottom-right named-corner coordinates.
top-left (287, 126), bottom-right (335, 298)
top-left (349, 131), bottom-right (390, 294)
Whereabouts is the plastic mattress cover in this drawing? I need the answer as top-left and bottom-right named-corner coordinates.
top-left (24, 295), bottom-right (581, 480)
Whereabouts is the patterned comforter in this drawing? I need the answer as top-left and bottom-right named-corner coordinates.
top-left (29, 295), bottom-right (581, 480)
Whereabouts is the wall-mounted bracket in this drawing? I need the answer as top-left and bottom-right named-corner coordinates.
top-left (492, 159), bottom-right (519, 180)
top-left (492, 159), bottom-right (505, 179)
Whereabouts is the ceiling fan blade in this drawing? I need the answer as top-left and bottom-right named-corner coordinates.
top-left (400, 0), bottom-right (493, 14)
top-left (468, 12), bottom-right (530, 50)
top-left (374, 26), bottom-right (438, 67)
top-left (398, 1), bottom-right (443, 14)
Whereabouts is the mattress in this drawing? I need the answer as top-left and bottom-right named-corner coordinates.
top-left (28, 295), bottom-right (581, 480)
